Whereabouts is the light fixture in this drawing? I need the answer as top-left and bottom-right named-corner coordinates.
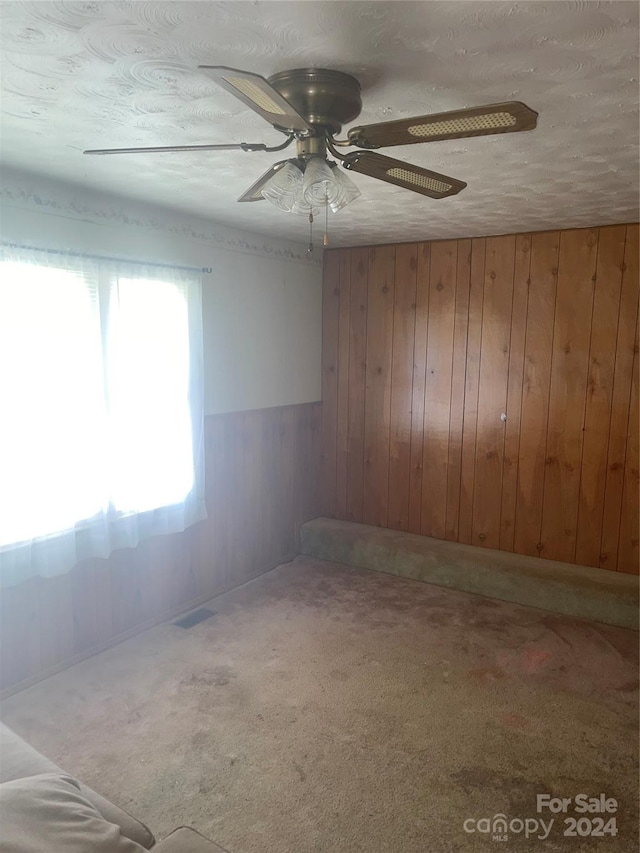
top-left (260, 156), bottom-right (360, 215)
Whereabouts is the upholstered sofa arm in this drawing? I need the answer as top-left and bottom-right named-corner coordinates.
top-left (0, 723), bottom-right (154, 847)
top-left (153, 827), bottom-right (230, 852)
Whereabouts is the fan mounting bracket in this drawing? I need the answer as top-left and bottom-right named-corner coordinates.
top-left (268, 68), bottom-right (362, 135)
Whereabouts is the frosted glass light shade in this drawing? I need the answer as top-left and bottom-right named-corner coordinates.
top-left (302, 157), bottom-right (335, 207)
top-left (261, 157), bottom-right (360, 214)
top-left (260, 161), bottom-right (304, 212)
top-left (327, 162), bottom-right (361, 212)
top-left (302, 158), bottom-right (361, 212)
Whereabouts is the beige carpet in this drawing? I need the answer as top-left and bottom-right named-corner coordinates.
top-left (1, 557), bottom-right (637, 852)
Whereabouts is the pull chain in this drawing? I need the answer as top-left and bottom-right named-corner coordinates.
top-left (307, 211), bottom-right (313, 254)
top-left (323, 198), bottom-right (329, 248)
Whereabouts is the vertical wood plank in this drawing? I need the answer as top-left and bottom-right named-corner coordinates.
top-left (408, 243), bottom-right (430, 534)
top-left (363, 245), bottom-right (395, 527)
top-left (2, 580), bottom-right (41, 687)
top-left (310, 401), bottom-right (323, 521)
top-left (214, 413), bottom-right (232, 582)
top-left (93, 560), bottom-right (113, 647)
top-left (458, 238), bottom-right (485, 544)
top-left (472, 234), bottom-right (516, 548)
top-left (197, 415), bottom-right (226, 597)
top-left (617, 319), bottom-right (639, 573)
top-left (299, 402), bottom-right (322, 526)
top-left (141, 540), bottom-right (168, 616)
top-left (388, 243), bottom-right (418, 531)
top-left (260, 406), bottom-right (281, 568)
top-left (168, 529), bottom-right (199, 610)
top-left (162, 534), bottom-right (190, 614)
top-left (244, 409), bottom-right (264, 575)
top-left (293, 403), bottom-right (322, 538)
top-left (106, 547), bottom-right (131, 639)
top-left (127, 541), bottom-right (159, 627)
top-left (70, 561), bottom-right (98, 655)
top-left (292, 405), bottom-right (308, 537)
top-left (421, 240), bottom-right (457, 539)
top-left (231, 413), bottom-right (251, 578)
top-left (346, 248), bottom-right (369, 523)
top-left (320, 250), bottom-right (340, 517)
top-left (600, 225), bottom-right (639, 569)
top-left (444, 239), bottom-right (471, 541)
top-left (335, 250), bottom-right (352, 520)
top-left (55, 572), bottom-right (76, 663)
top-left (540, 228), bottom-right (599, 562)
top-left (514, 231), bottom-right (560, 556)
top-left (225, 413), bottom-right (244, 584)
top-left (575, 225), bottom-right (626, 566)
top-left (499, 233), bottom-right (531, 551)
top-left (134, 542), bottom-right (167, 631)
top-left (279, 406), bottom-right (297, 560)
top-left (0, 586), bottom-right (21, 687)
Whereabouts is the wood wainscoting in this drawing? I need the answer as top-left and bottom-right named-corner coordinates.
top-left (321, 224), bottom-right (639, 574)
top-left (0, 402), bottom-right (322, 694)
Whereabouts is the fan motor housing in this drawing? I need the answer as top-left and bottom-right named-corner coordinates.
top-left (268, 68), bottom-right (362, 134)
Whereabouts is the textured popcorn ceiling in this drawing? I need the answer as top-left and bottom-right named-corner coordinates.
top-left (0, 0), bottom-right (638, 246)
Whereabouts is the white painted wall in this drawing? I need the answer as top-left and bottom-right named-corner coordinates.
top-left (0, 168), bottom-right (323, 415)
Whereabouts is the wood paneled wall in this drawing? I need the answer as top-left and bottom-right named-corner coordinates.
top-left (0, 403), bottom-right (322, 694)
top-left (321, 224), bottom-right (639, 574)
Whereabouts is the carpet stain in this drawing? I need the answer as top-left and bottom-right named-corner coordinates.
top-left (524, 648), bottom-right (553, 672)
top-left (467, 665), bottom-right (506, 684)
top-left (292, 761), bottom-right (307, 782)
top-left (499, 712), bottom-right (530, 730)
top-left (181, 665), bottom-right (237, 688)
top-left (329, 669), bottom-right (350, 682)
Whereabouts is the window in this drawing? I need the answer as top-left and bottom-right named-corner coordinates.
top-left (0, 246), bottom-right (205, 585)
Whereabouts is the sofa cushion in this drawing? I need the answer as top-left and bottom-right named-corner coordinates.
top-left (0, 724), bottom-right (154, 848)
top-left (0, 773), bottom-right (146, 852)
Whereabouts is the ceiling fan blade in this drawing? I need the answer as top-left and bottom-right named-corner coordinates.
top-left (237, 160), bottom-right (290, 202)
top-left (199, 66), bottom-right (312, 134)
top-left (342, 151), bottom-right (466, 199)
top-left (84, 142), bottom-right (268, 156)
top-left (347, 101), bottom-right (538, 149)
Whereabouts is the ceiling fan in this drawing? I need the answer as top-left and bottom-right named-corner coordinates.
top-left (84, 67), bottom-right (538, 214)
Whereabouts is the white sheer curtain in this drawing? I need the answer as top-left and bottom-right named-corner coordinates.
top-left (0, 244), bottom-right (206, 587)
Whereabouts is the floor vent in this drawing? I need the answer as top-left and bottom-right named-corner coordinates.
top-left (174, 608), bottom-right (216, 629)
